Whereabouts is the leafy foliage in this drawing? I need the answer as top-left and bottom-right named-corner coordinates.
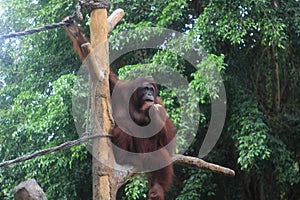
top-left (176, 169), bottom-right (216, 200)
top-left (123, 175), bottom-right (148, 200)
top-left (0, 0), bottom-right (92, 199)
top-left (229, 85), bottom-right (271, 170)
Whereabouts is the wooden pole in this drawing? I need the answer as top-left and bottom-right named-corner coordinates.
top-left (89, 9), bottom-right (114, 200)
top-left (64, 9), bottom-right (125, 199)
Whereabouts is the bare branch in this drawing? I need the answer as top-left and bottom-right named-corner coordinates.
top-left (113, 154), bottom-right (235, 189)
top-left (108, 9), bottom-right (125, 33)
top-left (173, 154), bottom-right (235, 176)
top-left (0, 134), bottom-right (110, 168)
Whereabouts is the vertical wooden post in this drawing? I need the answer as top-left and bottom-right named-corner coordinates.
top-left (90, 9), bottom-right (114, 200)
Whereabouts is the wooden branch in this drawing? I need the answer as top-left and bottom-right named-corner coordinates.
top-left (108, 9), bottom-right (125, 33)
top-left (111, 164), bottom-right (136, 191)
top-left (113, 154), bottom-right (235, 190)
top-left (172, 154), bottom-right (235, 176)
top-left (0, 134), bottom-right (111, 168)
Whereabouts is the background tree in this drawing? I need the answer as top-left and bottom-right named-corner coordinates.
top-left (0, 0), bottom-right (92, 199)
top-left (0, 0), bottom-right (299, 199)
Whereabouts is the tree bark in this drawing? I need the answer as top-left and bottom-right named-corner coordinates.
top-left (89, 9), bottom-right (115, 200)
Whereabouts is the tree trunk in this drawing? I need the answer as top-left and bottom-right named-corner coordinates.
top-left (90, 9), bottom-right (115, 200)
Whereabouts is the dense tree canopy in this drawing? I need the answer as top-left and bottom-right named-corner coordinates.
top-left (0, 0), bottom-right (299, 199)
